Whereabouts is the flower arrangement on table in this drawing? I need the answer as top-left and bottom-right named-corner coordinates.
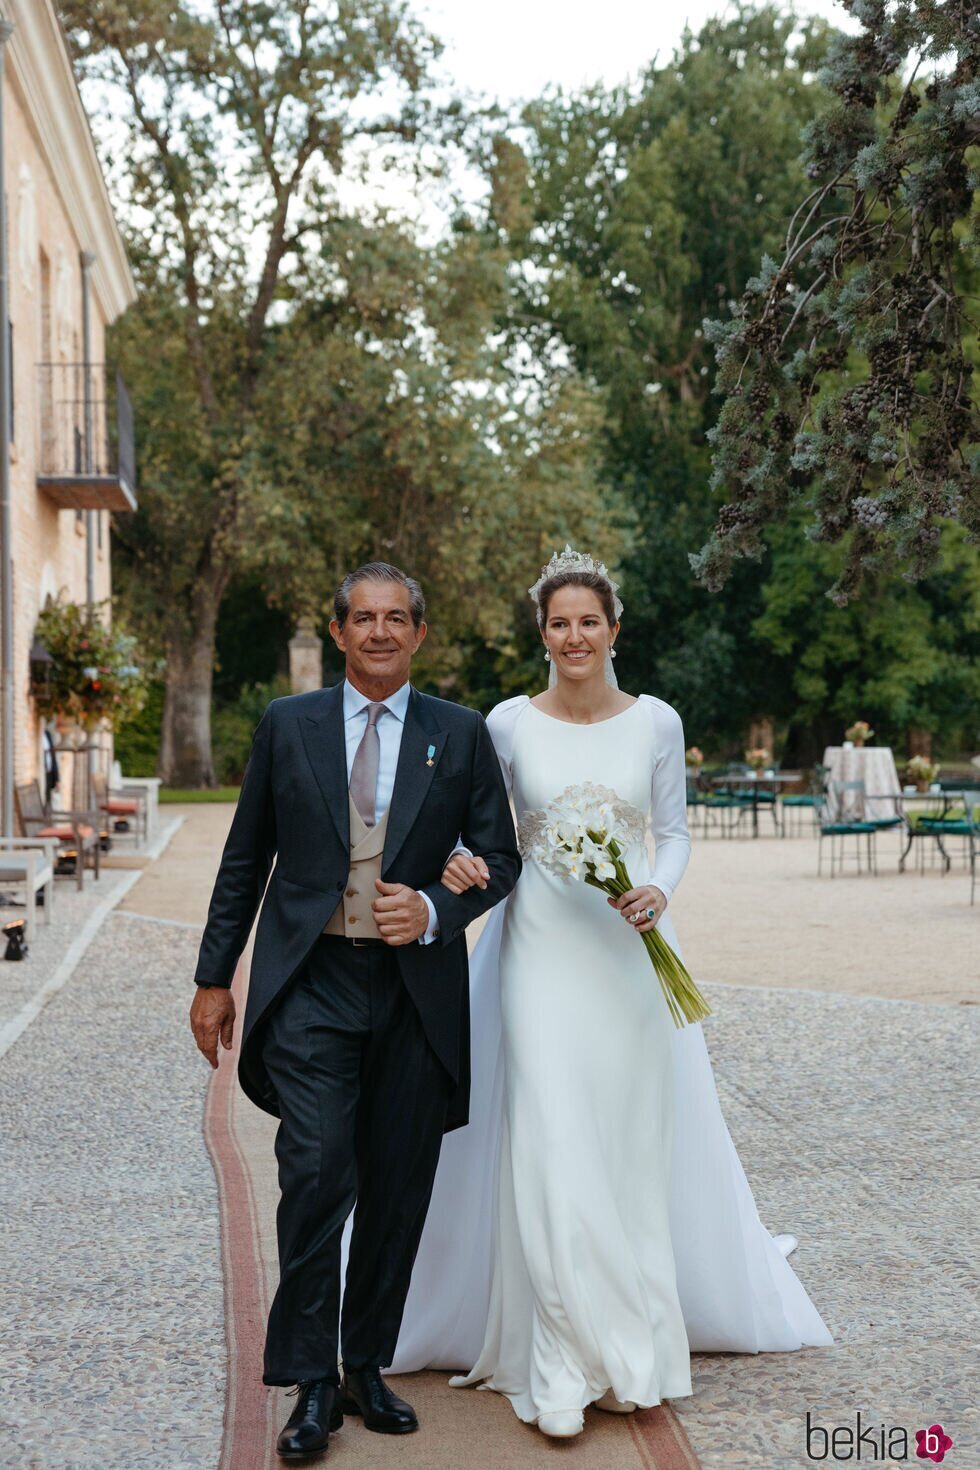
top-left (517, 782), bottom-right (712, 1029)
top-left (744, 746), bottom-right (771, 773)
top-left (30, 595), bottom-right (150, 733)
top-left (904, 755), bottom-right (941, 793)
top-left (845, 720), bottom-right (874, 746)
top-left (685, 746), bottom-right (704, 771)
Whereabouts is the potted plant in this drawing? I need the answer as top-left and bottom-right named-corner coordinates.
top-left (745, 746), bottom-right (771, 774)
top-left (29, 595), bottom-right (149, 735)
top-left (905, 755), bottom-right (940, 794)
top-left (845, 720), bottom-right (874, 748)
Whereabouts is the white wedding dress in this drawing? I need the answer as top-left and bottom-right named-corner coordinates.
top-left (348, 693), bottom-right (834, 1418)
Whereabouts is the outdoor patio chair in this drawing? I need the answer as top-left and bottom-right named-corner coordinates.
top-left (0, 837), bottom-right (56, 943)
top-left (909, 791), bottom-right (980, 897)
top-left (687, 771), bottom-right (752, 838)
top-left (781, 764), bottom-right (827, 837)
top-left (816, 780), bottom-right (879, 876)
top-left (92, 771), bottom-right (148, 845)
top-left (14, 781), bottom-right (101, 892)
top-left (685, 776), bottom-right (708, 837)
top-left (713, 762), bottom-right (781, 837)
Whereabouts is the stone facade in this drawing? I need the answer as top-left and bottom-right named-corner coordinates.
top-left (1, 0), bottom-right (135, 807)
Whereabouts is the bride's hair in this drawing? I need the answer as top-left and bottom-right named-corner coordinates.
top-left (535, 570), bottom-right (618, 629)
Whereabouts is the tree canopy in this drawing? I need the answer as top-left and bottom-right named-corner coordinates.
top-left (65, 1), bottom-right (980, 775)
top-left (64, 0), bottom-right (625, 781)
top-left (694, 0), bottom-right (980, 606)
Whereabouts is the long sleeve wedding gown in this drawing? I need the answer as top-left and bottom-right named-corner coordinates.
top-left (347, 693), bottom-right (834, 1420)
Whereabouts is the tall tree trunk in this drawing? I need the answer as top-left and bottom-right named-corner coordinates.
top-left (906, 724), bottom-right (932, 761)
top-left (158, 578), bottom-right (222, 787)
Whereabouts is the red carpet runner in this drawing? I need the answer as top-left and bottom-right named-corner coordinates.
top-left (204, 954), bottom-right (702, 1469)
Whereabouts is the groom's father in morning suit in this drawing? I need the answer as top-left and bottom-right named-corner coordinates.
top-left (190, 563), bottom-right (520, 1461)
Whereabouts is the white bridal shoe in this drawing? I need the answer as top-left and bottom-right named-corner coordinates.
top-left (594, 1389), bottom-right (638, 1413)
top-left (538, 1410), bottom-right (585, 1438)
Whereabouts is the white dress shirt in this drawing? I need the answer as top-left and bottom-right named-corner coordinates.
top-left (342, 678), bottom-right (439, 944)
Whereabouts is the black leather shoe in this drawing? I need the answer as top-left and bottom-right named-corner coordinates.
top-left (340, 1366), bottom-right (418, 1434)
top-left (276, 1378), bottom-right (343, 1460)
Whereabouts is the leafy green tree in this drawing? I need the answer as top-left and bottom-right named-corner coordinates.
top-left (240, 213), bottom-right (625, 691)
top-left (64, 1), bottom-right (623, 781)
top-left (753, 517), bottom-right (980, 760)
top-left (61, 0), bottom-right (445, 783)
top-left (485, 6), bottom-right (837, 745)
top-left (694, 0), bottom-right (980, 605)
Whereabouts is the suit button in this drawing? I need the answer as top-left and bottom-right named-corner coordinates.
top-left (349, 915), bottom-right (357, 925)
top-left (335, 881), bottom-right (344, 891)
top-left (346, 888), bottom-right (356, 898)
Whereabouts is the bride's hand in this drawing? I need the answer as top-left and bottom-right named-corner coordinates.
top-left (442, 853), bottom-right (491, 894)
top-left (608, 884), bottom-right (666, 934)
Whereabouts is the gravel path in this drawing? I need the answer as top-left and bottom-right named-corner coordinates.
top-left (680, 981), bottom-right (979, 1468)
top-left (0, 871), bottom-right (136, 1045)
top-left (0, 911), bottom-right (222, 1470)
top-left (1, 805), bottom-right (975, 1469)
top-left (670, 826), bottom-right (977, 1006)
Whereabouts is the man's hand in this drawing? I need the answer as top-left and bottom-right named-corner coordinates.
top-left (190, 986), bottom-right (236, 1069)
top-left (373, 880), bottom-right (429, 945)
top-left (441, 853), bottom-right (490, 895)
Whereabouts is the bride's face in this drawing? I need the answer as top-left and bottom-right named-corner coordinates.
top-left (542, 587), bottom-right (617, 681)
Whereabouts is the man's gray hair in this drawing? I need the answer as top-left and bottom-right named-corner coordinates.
top-left (334, 562), bottom-right (426, 628)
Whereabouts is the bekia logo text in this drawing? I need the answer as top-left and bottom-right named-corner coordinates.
top-left (806, 1411), bottom-right (953, 1462)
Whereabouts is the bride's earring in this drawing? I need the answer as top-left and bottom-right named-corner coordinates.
top-left (544, 650), bottom-right (552, 662)
top-left (609, 646), bottom-right (617, 659)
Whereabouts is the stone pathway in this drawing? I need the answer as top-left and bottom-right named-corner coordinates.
top-left (0, 910), bottom-right (222, 1470)
top-left (0, 869), bottom-right (136, 1046)
top-left (682, 983), bottom-right (978, 1467)
top-left (0, 806), bottom-right (975, 1468)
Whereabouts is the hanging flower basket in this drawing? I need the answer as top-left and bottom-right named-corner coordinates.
top-left (29, 595), bottom-right (150, 733)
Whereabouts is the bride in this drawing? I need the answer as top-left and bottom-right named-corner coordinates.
top-left (344, 547), bottom-right (834, 1436)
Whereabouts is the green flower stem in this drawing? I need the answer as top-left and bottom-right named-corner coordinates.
top-left (585, 862), bottom-right (712, 1030)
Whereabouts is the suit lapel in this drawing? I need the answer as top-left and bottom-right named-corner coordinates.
top-left (298, 682), bottom-right (350, 852)
top-left (383, 688), bottom-right (449, 875)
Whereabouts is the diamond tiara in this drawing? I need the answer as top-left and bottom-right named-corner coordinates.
top-left (528, 544), bottom-right (624, 621)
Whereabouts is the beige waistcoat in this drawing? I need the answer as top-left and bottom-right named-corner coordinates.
top-left (322, 796), bottom-right (390, 939)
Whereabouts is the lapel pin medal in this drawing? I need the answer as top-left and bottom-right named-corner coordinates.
top-left (426, 744), bottom-right (436, 767)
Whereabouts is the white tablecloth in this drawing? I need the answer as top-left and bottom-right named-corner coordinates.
top-left (822, 746), bottom-right (901, 821)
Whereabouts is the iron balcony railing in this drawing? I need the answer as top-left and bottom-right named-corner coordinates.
top-left (36, 362), bottom-right (137, 512)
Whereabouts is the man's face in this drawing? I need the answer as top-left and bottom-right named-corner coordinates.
top-left (329, 579), bottom-right (427, 695)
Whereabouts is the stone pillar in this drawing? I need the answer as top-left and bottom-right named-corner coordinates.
top-left (288, 618), bottom-right (323, 693)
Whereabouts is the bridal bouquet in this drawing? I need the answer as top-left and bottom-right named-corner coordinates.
top-left (518, 782), bottom-right (712, 1028)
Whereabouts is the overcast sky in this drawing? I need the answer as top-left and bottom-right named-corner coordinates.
top-left (417, 0), bottom-right (855, 101)
top-left (338, 0), bottom-right (858, 232)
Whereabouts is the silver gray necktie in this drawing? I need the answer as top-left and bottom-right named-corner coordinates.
top-left (349, 702), bottom-right (388, 828)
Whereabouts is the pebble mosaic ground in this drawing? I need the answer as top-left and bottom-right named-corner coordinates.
top-left (680, 982), bottom-right (978, 1467)
top-left (0, 912), bottom-right (222, 1470)
top-left (0, 808), bottom-right (975, 1468)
